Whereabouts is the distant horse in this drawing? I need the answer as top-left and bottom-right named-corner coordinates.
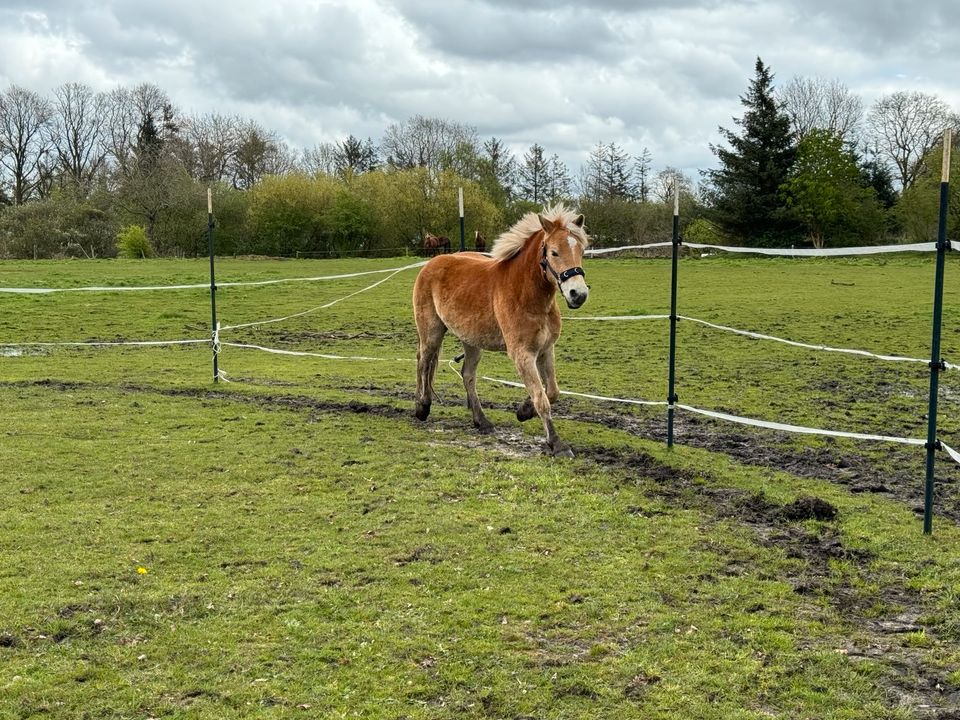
top-left (474, 230), bottom-right (486, 253)
top-left (423, 232), bottom-right (451, 256)
top-left (413, 204), bottom-right (590, 457)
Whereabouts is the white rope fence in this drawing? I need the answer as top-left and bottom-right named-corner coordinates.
top-left (565, 314), bottom-right (959, 369)
top-left (2, 246), bottom-right (957, 468)
top-left (220, 262), bottom-right (424, 332)
top-left (475, 374), bottom-right (960, 464)
top-left (0, 261), bottom-right (428, 294)
top-left (585, 241), bottom-right (940, 257)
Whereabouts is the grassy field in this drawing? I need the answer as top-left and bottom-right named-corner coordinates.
top-left (3, 252), bottom-right (960, 718)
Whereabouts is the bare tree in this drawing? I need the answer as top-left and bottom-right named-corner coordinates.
top-left (180, 112), bottom-right (238, 182)
top-left (652, 167), bottom-right (693, 205)
top-left (302, 141), bottom-right (339, 176)
top-left (866, 90), bottom-right (957, 191)
top-left (0, 84), bottom-right (53, 205)
top-left (103, 83), bottom-right (173, 179)
top-left (50, 82), bottom-right (108, 191)
top-left (779, 75), bottom-right (864, 142)
top-left (381, 115), bottom-right (478, 174)
top-left (230, 119), bottom-right (293, 188)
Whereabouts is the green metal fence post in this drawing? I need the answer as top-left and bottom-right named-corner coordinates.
top-left (207, 187), bottom-right (219, 384)
top-left (667, 180), bottom-right (680, 447)
top-left (924, 128), bottom-right (952, 535)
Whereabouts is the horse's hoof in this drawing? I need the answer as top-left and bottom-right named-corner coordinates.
top-left (516, 400), bottom-right (536, 422)
top-left (476, 421), bottom-right (494, 434)
top-left (551, 443), bottom-right (574, 459)
top-left (415, 402), bottom-right (431, 421)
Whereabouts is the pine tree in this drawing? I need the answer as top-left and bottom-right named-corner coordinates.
top-left (601, 142), bottom-right (635, 200)
top-left (545, 154), bottom-right (573, 202)
top-left (518, 143), bottom-right (548, 204)
top-left (634, 147), bottom-right (652, 202)
top-left (582, 142), bottom-right (635, 200)
top-left (479, 137), bottom-right (516, 204)
top-left (704, 57), bottom-right (798, 245)
top-left (334, 135), bottom-right (379, 175)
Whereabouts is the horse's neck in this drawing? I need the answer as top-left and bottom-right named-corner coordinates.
top-left (508, 233), bottom-right (554, 306)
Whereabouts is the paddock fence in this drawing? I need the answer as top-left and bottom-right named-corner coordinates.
top-left (1, 137), bottom-right (954, 532)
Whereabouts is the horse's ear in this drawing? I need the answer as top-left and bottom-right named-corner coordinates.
top-left (538, 215), bottom-right (556, 233)
top-left (572, 214), bottom-right (585, 228)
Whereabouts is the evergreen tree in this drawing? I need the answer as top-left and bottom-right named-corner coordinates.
top-left (334, 135), bottom-right (379, 176)
top-left (518, 143), bottom-right (548, 204)
top-left (704, 57), bottom-right (798, 245)
top-left (545, 154), bottom-right (573, 202)
top-left (857, 146), bottom-right (898, 210)
top-left (601, 142), bottom-right (635, 200)
top-left (582, 142), bottom-right (635, 200)
top-left (480, 137), bottom-right (516, 203)
top-left (634, 147), bottom-right (652, 202)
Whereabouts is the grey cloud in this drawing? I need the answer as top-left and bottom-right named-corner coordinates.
top-left (391, 0), bottom-right (622, 63)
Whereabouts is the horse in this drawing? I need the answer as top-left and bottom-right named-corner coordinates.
top-left (412, 204), bottom-right (590, 457)
top-left (423, 232), bottom-right (451, 256)
top-left (474, 230), bottom-right (486, 253)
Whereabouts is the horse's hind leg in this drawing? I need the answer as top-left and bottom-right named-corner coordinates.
top-left (414, 301), bottom-right (446, 421)
top-left (461, 344), bottom-right (493, 433)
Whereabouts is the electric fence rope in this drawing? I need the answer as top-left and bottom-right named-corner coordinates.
top-left (2, 246), bottom-right (956, 469)
top-left (585, 241), bottom-right (940, 257)
top-left (0, 260), bottom-right (428, 294)
top-left (564, 314), bottom-right (959, 369)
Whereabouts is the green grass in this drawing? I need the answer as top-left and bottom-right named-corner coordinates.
top-left (3, 254), bottom-right (960, 718)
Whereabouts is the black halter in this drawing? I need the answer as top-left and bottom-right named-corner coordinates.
top-left (541, 244), bottom-right (586, 286)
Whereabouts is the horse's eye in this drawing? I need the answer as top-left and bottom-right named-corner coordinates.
top-left (551, 250), bottom-right (559, 257)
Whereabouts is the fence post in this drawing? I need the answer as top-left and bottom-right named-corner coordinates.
top-left (458, 187), bottom-right (465, 252)
top-left (667, 180), bottom-right (680, 447)
top-left (924, 128), bottom-right (952, 535)
top-left (207, 187), bottom-right (219, 384)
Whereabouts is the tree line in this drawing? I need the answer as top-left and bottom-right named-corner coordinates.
top-left (0, 63), bottom-right (957, 259)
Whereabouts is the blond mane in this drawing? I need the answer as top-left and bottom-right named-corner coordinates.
top-left (490, 203), bottom-right (589, 261)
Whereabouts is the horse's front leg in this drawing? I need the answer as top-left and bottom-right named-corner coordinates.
top-left (516, 345), bottom-right (559, 422)
top-left (510, 347), bottom-right (573, 458)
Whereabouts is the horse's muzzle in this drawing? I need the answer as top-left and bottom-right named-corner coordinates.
top-left (564, 287), bottom-right (588, 309)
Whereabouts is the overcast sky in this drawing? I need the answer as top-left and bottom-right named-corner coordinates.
top-left (1, 0), bottom-right (958, 181)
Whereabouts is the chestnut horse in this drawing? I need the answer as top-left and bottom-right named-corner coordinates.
top-left (474, 230), bottom-right (486, 253)
top-left (423, 232), bottom-right (451, 256)
top-left (413, 204), bottom-right (590, 457)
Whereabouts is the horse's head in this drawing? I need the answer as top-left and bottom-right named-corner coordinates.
top-left (538, 213), bottom-right (589, 309)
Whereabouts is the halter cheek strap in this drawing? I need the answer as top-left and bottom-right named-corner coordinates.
top-left (541, 244), bottom-right (586, 286)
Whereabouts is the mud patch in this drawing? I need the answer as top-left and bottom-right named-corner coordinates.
top-left (560, 405), bottom-right (960, 523)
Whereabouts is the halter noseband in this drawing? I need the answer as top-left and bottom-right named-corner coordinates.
top-left (541, 243), bottom-right (585, 286)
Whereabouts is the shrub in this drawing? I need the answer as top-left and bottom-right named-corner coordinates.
top-left (117, 225), bottom-right (153, 258)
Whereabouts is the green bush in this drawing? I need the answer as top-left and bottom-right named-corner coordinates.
top-left (684, 218), bottom-right (724, 246)
top-left (116, 225), bottom-right (153, 258)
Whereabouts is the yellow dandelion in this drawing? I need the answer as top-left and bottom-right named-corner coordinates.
top-left (136, 566), bottom-right (149, 575)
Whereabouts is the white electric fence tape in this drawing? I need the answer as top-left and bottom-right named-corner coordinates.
top-left (0, 261), bottom-right (427, 294)
top-left (585, 242), bottom-right (938, 257)
top-left (3, 338), bottom-right (208, 347)
top-left (223, 342), bottom-right (414, 363)
top-left (220, 263), bottom-right (418, 332)
top-left (564, 314), bottom-right (958, 370)
top-left (476, 374), bottom-right (951, 459)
